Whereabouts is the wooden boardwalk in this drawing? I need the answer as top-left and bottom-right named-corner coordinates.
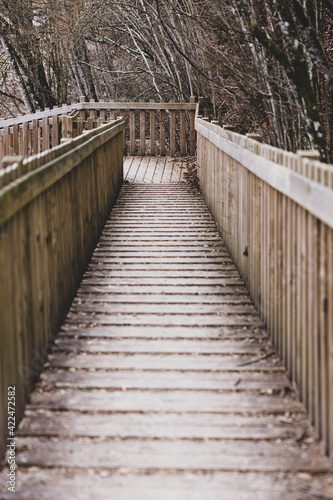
top-left (1, 157), bottom-right (332, 499)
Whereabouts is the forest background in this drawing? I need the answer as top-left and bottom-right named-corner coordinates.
top-left (0, 0), bottom-right (332, 161)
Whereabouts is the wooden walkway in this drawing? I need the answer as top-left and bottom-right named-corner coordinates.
top-left (1, 157), bottom-right (332, 499)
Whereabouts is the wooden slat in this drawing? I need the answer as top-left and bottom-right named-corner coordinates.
top-left (180, 107), bottom-right (186, 156)
top-left (129, 110), bottom-right (135, 155)
top-left (81, 101), bottom-right (197, 111)
top-left (3, 470), bottom-right (333, 500)
top-left (190, 96), bottom-right (196, 155)
top-left (18, 410), bottom-right (307, 440)
top-left (150, 104), bottom-right (156, 155)
top-left (170, 102), bottom-right (176, 156)
top-left (160, 107), bottom-right (165, 156)
top-left (140, 108), bottom-right (145, 155)
top-left (48, 352), bottom-right (282, 371)
top-left (16, 436), bottom-right (330, 472)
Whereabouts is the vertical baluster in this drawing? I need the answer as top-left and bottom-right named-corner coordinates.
top-left (32, 120), bottom-right (38, 155)
top-left (140, 104), bottom-right (145, 155)
top-left (180, 100), bottom-right (186, 156)
top-left (23, 122), bottom-right (29, 157)
top-left (170, 100), bottom-right (176, 156)
top-left (190, 96), bottom-right (196, 156)
top-left (160, 100), bottom-right (165, 156)
top-left (150, 100), bottom-right (156, 156)
top-left (4, 126), bottom-right (9, 156)
top-left (12, 124), bottom-right (19, 155)
top-left (42, 116), bottom-right (50, 151)
top-left (130, 110), bottom-right (135, 156)
top-left (52, 116), bottom-right (59, 146)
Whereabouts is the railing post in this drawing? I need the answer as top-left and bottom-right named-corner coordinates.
top-left (79, 96), bottom-right (86, 120)
top-left (23, 122), bottom-right (29, 157)
top-left (180, 99), bottom-right (186, 156)
top-left (32, 119), bottom-right (38, 155)
top-left (160, 99), bottom-right (165, 156)
top-left (190, 96), bottom-right (196, 156)
top-left (198, 96), bottom-right (204, 116)
top-left (42, 116), bottom-right (50, 151)
top-left (130, 110), bottom-right (135, 155)
top-left (140, 101), bottom-right (145, 156)
top-left (4, 126), bottom-right (9, 156)
top-left (12, 124), bottom-right (19, 155)
top-left (170, 99), bottom-right (176, 156)
top-left (150, 99), bottom-right (156, 156)
top-left (246, 133), bottom-right (262, 142)
top-left (89, 99), bottom-right (95, 119)
top-left (297, 150), bottom-right (321, 161)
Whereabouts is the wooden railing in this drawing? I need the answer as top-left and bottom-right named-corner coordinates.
top-left (0, 98), bottom-right (197, 161)
top-left (196, 117), bottom-right (333, 460)
top-left (0, 118), bottom-right (124, 457)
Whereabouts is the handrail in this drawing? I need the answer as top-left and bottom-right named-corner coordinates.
top-left (196, 115), bottom-right (333, 460)
top-left (0, 118), bottom-right (124, 457)
top-left (0, 98), bottom-right (197, 160)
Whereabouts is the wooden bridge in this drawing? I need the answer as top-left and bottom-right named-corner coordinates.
top-left (0, 100), bottom-right (333, 498)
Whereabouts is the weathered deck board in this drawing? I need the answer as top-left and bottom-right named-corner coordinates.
top-left (1, 161), bottom-right (332, 499)
top-left (124, 156), bottom-right (186, 183)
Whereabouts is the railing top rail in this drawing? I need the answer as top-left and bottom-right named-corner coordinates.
top-left (81, 101), bottom-right (197, 111)
top-left (0, 100), bottom-right (197, 129)
top-left (0, 105), bottom-right (76, 128)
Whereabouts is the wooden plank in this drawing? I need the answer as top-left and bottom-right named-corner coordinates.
top-left (152, 156), bottom-right (167, 183)
top-left (66, 313), bottom-right (261, 326)
top-left (0, 104), bottom-right (75, 128)
top-left (4, 471), bottom-right (333, 500)
top-left (88, 260), bottom-right (235, 267)
top-left (190, 96), bottom-right (196, 155)
top-left (77, 284), bottom-right (245, 294)
top-left (48, 352), bottom-right (282, 371)
top-left (150, 102), bottom-right (156, 155)
top-left (12, 123), bottom-right (19, 154)
top-left (125, 156), bottom-right (142, 182)
top-left (40, 369), bottom-right (290, 391)
top-left (160, 107), bottom-right (165, 156)
top-left (69, 302), bottom-right (256, 316)
top-left (28, 389), bottom-right (304, 414)
top-left (75, 293), bottom-right (249, 303)
top-left (180, 107), bottom-right (186, 155)
top-left (19, 411), bottom-right (305, 440)
top-left (17, 436), bottom-right (330, 472)
top-left (59, 325), bottom-right (265, 339)
top-left (54, 338), bottom-right (261, 354)
top-left (129, 110), bottom-right (135, 155)
top-left (141, 156), bottom-right (157, 183)
top-left (140, 108), bottom-right (145, 155)
top-left (42, 116), bottom-right (50, 151)
top-left (80, 101), bottom-right (197, 111)
top-left (171, 159), bottom-right (184, 182)
top-left (170, 103), bottom-right (176, 156)
top-left (134, 156), bottom-right (150, 183)
top-left (123, 156), bottom-right (134, 179)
